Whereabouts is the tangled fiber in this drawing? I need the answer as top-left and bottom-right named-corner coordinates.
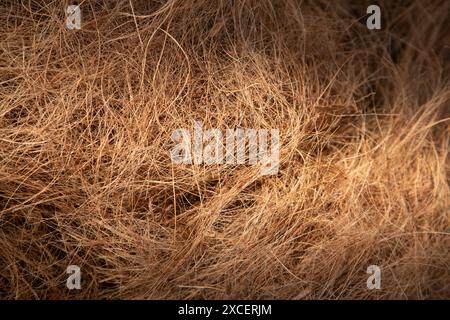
top-left (0, 0), bottom-right (449, 299)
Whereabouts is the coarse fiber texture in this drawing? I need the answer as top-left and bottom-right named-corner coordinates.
top-left (0, 0), bottom-right (449, 299)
